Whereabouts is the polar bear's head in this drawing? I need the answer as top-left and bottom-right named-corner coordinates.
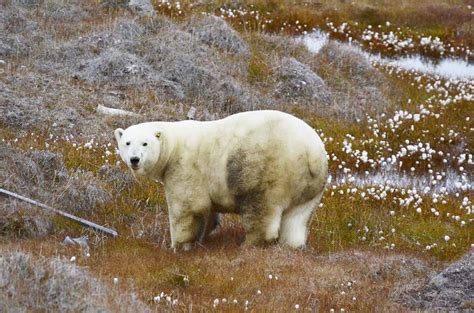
top-left (114, 125), bottom-right (162, 176)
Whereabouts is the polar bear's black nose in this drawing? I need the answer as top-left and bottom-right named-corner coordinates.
top-left (130, 157), bottom-right (140, 166)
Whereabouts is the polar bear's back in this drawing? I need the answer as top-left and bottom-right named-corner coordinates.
top-left (219, 110), bottom-right (320, 144)
top-left (220, 110), bottom-right (325, 161)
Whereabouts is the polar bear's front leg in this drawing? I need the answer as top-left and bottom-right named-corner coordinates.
top-left (169, 210), bottom-right (209, 251)
top-left (169, 213), bottom-right (199, 250)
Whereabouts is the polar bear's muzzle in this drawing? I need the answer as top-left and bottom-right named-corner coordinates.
top-left (130, 157), bottom-right (140, 169)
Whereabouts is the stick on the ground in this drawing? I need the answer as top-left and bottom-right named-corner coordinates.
top-left (0, 187), bottom-right (118, 237)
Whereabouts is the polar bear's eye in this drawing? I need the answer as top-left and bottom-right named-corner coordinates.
top-left (143, 143), bottom-right (148, 147)
top-left (126, 142), bottom-right (130, 146)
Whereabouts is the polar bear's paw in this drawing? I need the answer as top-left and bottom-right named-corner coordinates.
top-left (172, 242), bottom-right (194, 253)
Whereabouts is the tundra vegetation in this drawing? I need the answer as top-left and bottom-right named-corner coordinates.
top-left (0, 0), bottom-right (472, 311)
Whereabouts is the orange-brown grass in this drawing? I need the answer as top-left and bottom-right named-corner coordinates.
top-left (314, 186), bottom-right (472, 261)
top-left (0, 232), bottom-right (432, 312)
top-left (35, 8), bottom-right (128, 42)
top-left (247, 38), bottom-right (274, 86)
top-left (0, 128), bottom-right (113, 173)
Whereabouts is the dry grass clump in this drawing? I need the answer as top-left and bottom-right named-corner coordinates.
top-left (0, 251), bottom-right (150, 312)
top-left (28, 15), bottom-right (165, 76)
top-left (0, 144), bottom-right (111, 237)
top-left (186, 14), bottom-right (250, 56)
top-left (39, 18), bottom-right (146, 76)
top-left (243, 33), bottom-right (393, 121)
top-left (260, 33), bottom-right (314, 62)
top-left (0, 82), bottom-right (48, 130)
top-left (77, 47), bottom-right (154, 84)
top-left (0, 147), bottom-right (63, 238)
top-left (98, 164), bottom-right (136, 193)
top-left (128, 0), bottom-right (156, 17)
top-left (57, 170), bottom-right (112, 213)
top-left (364, 253), bottom-right (431, 281)
top-left (393, 249), bottom-right (474, 311)
top-left (313, 41), bottom-right (392, 120)
top-left (0, 201), bottom-right (53, 238)
top-left (30, 150), bottom-right (69, 181)
top-left (10, 236), bottom-right (434, 311)
top-left (0, 71), bottom-right (114, 137)
top-left (76, 47), bottom-right (185, 100)
top-left (142, 28), bottom-right (262, 113)
top-left (40, 0), bottom-right (91, 21)
top-left (0, 6), bottom-right (45, 58)
top-left (318, 41), bottom-right (380, 84)
top-left (275, 56), bottom-right (332, 107)
top-left (9, 0), bottom-right (42, 7)
top-left (1, 0), bottom-right (97, 59)
top-left (22, 6), bottom-right (264, 116)
top-left (0, 144), bottom-right (47, 192)
top-left (101, 0), bottom-right (129, 10)
top-left (128, 205), bottom-right (171, 246)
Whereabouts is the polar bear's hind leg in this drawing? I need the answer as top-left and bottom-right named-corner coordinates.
top-left (279, 192), bottom-right (323, 248)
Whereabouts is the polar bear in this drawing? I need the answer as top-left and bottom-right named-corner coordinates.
top-left (115, 110), bottom-right (328, 250)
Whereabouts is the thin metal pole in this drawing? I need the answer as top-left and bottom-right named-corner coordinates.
top-left (0, 187), bottom-right (118, 237)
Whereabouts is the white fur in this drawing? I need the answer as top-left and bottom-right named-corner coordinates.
top-left (115, 110), bottom-right (328, 249)
top-left (279, 193), bottom-right (323, 248)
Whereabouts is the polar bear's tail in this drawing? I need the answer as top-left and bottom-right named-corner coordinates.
top-left (308, 147), bottom-right (329, 188)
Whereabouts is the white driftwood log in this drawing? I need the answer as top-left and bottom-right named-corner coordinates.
top-left (97, 105), bottom-right (140, 117)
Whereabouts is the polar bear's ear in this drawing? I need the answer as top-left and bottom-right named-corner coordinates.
top-left (114, 128), bottom-right (124, 142)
